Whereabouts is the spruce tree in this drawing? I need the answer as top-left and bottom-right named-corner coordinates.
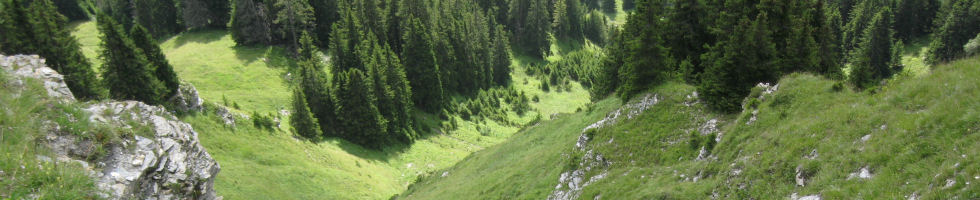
top-left (329, 5), bottom-right (364, 72)
top-left (926, 0), bottom-right (980, 63)
top-left (617, 0), bottom-right (671, 100)
top-left (850, 8), bottom-right (897, 89)
top-left (97, 13), bottom-right (167, 105)
top-left (272, 0), bottom-right (313, 49)
top-left (290, 88), bottom-right (323, 139)
top-left (601, 0), bottom-right (615, 13)
top-left (490, 23), bottom-right (513, 86)
top-left (23, 0), bottom-right (104, 100)
top-left (400, 18), bottom-right (446, 112)
top-left (0, 0), bottom-right (37, 54)
top-left (698, 16), bottom-right (778, 113)
top-left (231, 0), bottom-right (273, 45)
top-left (53, 0), bottom-right (88, 21)
top-left (332, 68), bottom-right (388, 149)
top-left (309, 0), bottom-right (339, 47)
top-left (133, 0), bottom-right (181, 37)
top-left (130, 25), bottom-right (180, 98)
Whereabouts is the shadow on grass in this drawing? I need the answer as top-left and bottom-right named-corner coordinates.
top-left (170, 29), bottom-right (225, 48)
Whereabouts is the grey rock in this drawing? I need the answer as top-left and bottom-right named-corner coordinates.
top-left (169, 83), bottom-right (204, 113)
top-left (3, 55), bottom-right (221, 200)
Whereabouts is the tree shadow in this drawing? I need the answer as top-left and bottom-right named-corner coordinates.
top-left (169, 29), bottom-right (225, 49)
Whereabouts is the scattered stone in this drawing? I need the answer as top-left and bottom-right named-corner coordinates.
top-left (215, 106), bottom-right (236, 126)
top-left (945, 179), bottom-right (956, 188)
top-left (441, 171), bottom-right (449, 177)
top-left (804, 149), bottom-right (819, 160)
top-left (795, 165), bottom-right (808, 186)
top-left (847, 166), bottom-right (873, 180)
top-left (861, 134), bottom-right (872, 142)
top-left (791, 193), bottom-right (821, 200)
top-left (907, 192), bottom-right (919, 200)
top-left (169, 83), bottom-right (204, 113)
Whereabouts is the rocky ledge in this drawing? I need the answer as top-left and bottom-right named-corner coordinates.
top-left (1, 54), bottom-right (220, 200)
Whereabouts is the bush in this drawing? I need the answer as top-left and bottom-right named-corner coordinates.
top-left (966, 34), bottom-right (980, 56)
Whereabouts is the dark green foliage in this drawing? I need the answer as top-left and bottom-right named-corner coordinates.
top-left (850, 8), bottom-right (897, 89)
top-left (617, 0), bottom-right (672, 100)
top-left (698, 16), bottom-right (778, 113)
top-left (509, 0), bottom-right (552, 58)
top-left (892, 0), bottom-right (940, 40)
top-left (552, 0), bottom-right (583, 40)
top-left (1, 0), bottom-right (38, 54)
top-left (622, 0), bottom-right (634, 10)
top-left (231, 0), bottom-right (272, 45)
top-left (97, 13), bottom-right (167, 104)
top-left (582, 10), bottom-right (607, 45)
top-left (133, 0), bottom-right (181, 37)
top-left (272, 0), bottom-right (313, 49)
top-left (295, 32), bottom-right (337, 136)
top-left (98, 0), bottom-right (136, 29)
top-left (309, 0), bottom-right (339, 47)
top-left (926, 0), bottom-right (980, 63)
top-left (665, 0), bottom-right (712, 84)
top-left (332, 69), bottom-right (388, 149)
top-left (252, 111), bottom-right (276, 130)
top-left (490, 23), bottom-right (513, 85)
top-left (601, 0), bottom-right (614, 13)
top-left (592, 28), bottom-right (624, 99)
top-left (130, 25), bottom-right (180, 98)
top-left (290, 88), bottom-right (322, 139)
top-left (842, 0), bottom-right (889, 56)
top-left (2, 0), bottom-right (103, 100)
top-left (329, 4), bottom-right (364, 72)
top-left (182, 0), bottom-right (232, 29)
top-left (53, 0), bottom-right (89, 21)
top-left (401, 18), bottom-right (446, 112)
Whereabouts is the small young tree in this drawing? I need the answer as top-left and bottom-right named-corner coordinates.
top-left (290, 88), bottom-right (322, 139)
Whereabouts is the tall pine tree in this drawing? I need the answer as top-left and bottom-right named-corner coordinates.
top-left (850, 8), bottom-right (897, 89)
top-left (97, 13), bottom-right (167, 105)
top-left (130, 25), bottom-right (180, 98)
top-left (290, 88), bottom-right (323, 139)
top-left (231, 0), bottom-right (273, 45)
top-left (400, 18), bottom-right (446, 112)
top-left (332, 68), bottom-right (388, 149)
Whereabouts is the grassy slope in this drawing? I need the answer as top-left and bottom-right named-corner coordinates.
top-left (70, 20), bottom-right (592, 199)
top-left (400, 56), bottom-right (980, 199)
top-left (0, 70), bottom-right (101, 199)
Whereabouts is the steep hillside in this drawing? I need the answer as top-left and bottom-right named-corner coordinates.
top-left (399, 56), bottom-right (980, 199)
top-left (69, 20), bottom-right (593, 199)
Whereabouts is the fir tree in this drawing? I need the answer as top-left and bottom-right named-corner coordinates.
top-left (231, 0), bottom-right (273, 45)
top-left (22, 0), bottom-right (104, 99)
top-left (309, 0), bottom-right (339, 47)
top-left (926, 0), bottom-right (980, 63)
top-left (130, 25), bottom-right (180, 98)
top-left (601, 0), bottom-right (615, 13)
top-left (272, 0), bottom-right (313, 49)
top-left (400, 18), bottom-right (446, 112)
top-left (850, 8), bottom-right (897, 89)
top-left (698, 16), bottom-right (778, 113)
top-left (290, 88), bottom-right (323, 139)
top-left (490, 23), bottom-right (513, 86)
top-left (0, 0), bottom-right (37, 54)
top-left (133, 0), bottom-right (181, 37)
top-left (97, 13), bottom-right (167, 105)
top-left (333, 68), bottom-right (388, 149)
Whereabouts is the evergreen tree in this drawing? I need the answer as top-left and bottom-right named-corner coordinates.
top-left (401, 18), bottom-right (446, 112)
top-left (926, 0), bottom-right (980, 63)
top-left (133, 0), bottom-right (181, 37)
top-left (582, 10), bottom-right (607, 45)
top-left (698, 16), bottom-right (778, 113)
top-left (130, 25), bottom-right (180, 98)
top-left (666, 0), bottom-right (712, 84)
top-left (490, 23), bottom-right (513, 86)
top-left (892, 0), bottom-right (940, 40)
top-left (272, 0), bottom-right (314, 49)
top-left (53, 0), bottom-right (88, 21)
top-left (623, 0), bottom-right (635, 10)
top-left (297, 32), bottom-right (338, 136)
top-left (850, 8), bottom-right (897, 89)
top-left (290, 88), bottom-right (323, 139)
top-left (329, 5), bottom-right (364, 72)
top-left (182, 0), bottom-right (231, 29)
top-left (23, 0), bottom-right (104, 100)
top-left (309, 0), bottom-right (339, 47)
top-left (509, 0), bottom-right (551, 58)
top-left (552, 0), bottom-right (583, 40)
top-left (97, 13), bottom-right (167, 105)
top-left (231, 0), bottom-right (272, 45)
top-left (601, 0), bottom-right (615, 13)
top-left (100, 0), bottom-right (136, 29)
top-left (1, 0), bottom-right (37, 54)
top-left (332, 68), bottom-right (388, 149)
top-left (617, 0), bottom-right (671, 100)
